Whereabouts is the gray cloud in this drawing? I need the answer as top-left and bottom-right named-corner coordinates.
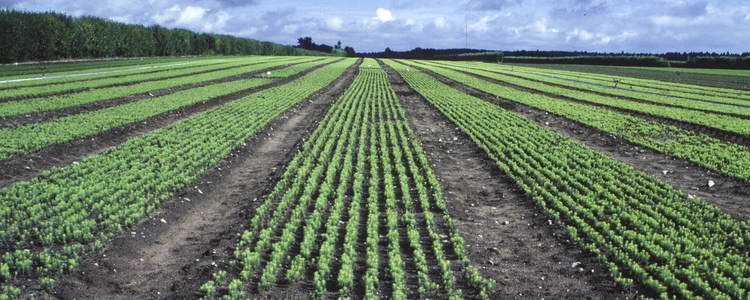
top-left (214, 0), bottom-right (259, 8)
top-left (0, 0), bottom-right (748, 54)
top-left (667, 1), bottom-right (707, 18)
top-left (459, 0), bottom-right (522, 11)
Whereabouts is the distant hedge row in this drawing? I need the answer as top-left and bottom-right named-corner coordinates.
top-left (433, 51), bottom-right (504, 63)
top-left (0, 9), bottom-right (344, 63)
top-left (684, 56), bottom-right (750, 69)
top-left (503, 55), bottom-right (671, 67)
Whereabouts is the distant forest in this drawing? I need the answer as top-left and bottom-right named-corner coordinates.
top-left (0, 9), bottom-right (346, 63)
top-left (364, 48), bottom-right (750, 69)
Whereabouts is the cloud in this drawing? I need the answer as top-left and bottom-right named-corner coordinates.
top-left (375, 8), bottom-right (394, 22)
top-left (667, 1), bottom-right (707, 18)
top-left (324, 16), bottom-right (344, 31)
top-left (214, 0), bottom-right (258, 8)
top-left (459, 0), bottom-right (521, 11)
top-left (433, 16), bottom-right (450, 29)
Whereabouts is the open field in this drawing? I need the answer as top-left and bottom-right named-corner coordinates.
top-left (1, 56), bottom-right (749, 299)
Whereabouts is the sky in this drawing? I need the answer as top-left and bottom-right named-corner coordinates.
top-left (1, 0), bottom-right (749, 54)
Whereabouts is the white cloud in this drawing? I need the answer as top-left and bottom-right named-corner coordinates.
top-left (433, 16), bottom-right (450, 29)
top-left (324, 16), bottom-right (344, 30)
top-left (3, 0), bottom-right (750, 53)
top-left (177, 6), bottom-right (207, 26)
top-left (375, 8), bottom-right (394, 22)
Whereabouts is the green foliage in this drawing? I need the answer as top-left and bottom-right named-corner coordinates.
top-left (0, 58), bottom-right (358, 297)
top-left (411, 60), bottom-right (750, 182)
top-left (0, 9), bottom-right (344, 63)
top-left (201, 64), bottom-right (492, 299)
top-left (687, 56), bottom-right (750, 70)
top-left (386, 58), bottom-right (750, 300)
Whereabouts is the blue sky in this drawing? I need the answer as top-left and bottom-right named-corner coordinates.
top-left (2, 0), bottom-right (748, 54)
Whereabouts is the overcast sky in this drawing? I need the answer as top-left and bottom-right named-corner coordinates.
top-left (2, 0), bottom-right (748, 54)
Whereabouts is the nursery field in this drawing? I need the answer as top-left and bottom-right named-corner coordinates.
top-left (1, 56), bottom-right (749, 300)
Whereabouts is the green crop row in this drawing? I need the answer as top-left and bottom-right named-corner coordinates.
top-left (200, 67), bottom-right (493, 299)
top-left (0, 57), bottom-right (200, 80)
top-left (402, 60), bottom-right (750, 182)
top-left (419, 60), bottom-right (750, 136)
top-left (257, 57), bottom-right (339, 77)
top-left (360, 57), bottom-right (381, 69)
top-left (386, 59), bottom-right (750, 300)
top-left (0, 58), bottom-right (357, 300)
top-left (503, 64), bottom-right (750, 101)
top-left (454, 61), bottom-right (750, 113)
top-left (0, 56), bottom-right (284, 100)
top-left (0, 56), bottom-right (313, 118)
top-left (0, 78), bottom-right (271, 161)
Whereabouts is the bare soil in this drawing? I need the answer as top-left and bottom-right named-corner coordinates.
top-left (41, 62), bottom-right (359, 300)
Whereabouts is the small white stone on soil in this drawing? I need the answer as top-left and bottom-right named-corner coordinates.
top-left (662, 170), bottom-right (668, 175)
top-left (708, 180), bottom-right (715, 187)
top-left (160, 219), bottom-right (167, 223)
top-left (570, 262), bottom-right (581, 268)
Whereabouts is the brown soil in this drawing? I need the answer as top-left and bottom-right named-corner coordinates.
top-left (41, 62), bottom-right (359, 300)
top-left (383, 63), bottom-right (641, 299)
top-left (411, 64), bottom-right (750, 222)
top-left (0, 61), bottom-right (337, 190)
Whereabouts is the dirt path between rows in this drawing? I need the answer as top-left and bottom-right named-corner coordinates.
top-left (41, 62), bottom-right (359, 300)
top-left (409, 63), bottom-right (750, 221)
top-left (381, 63), bottom-right (640, 299)
top-left (0, 60), bottom-right (339, 190)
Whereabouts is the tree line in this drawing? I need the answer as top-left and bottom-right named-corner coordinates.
top-left (296, 37), bottom-right (354, 57)
top-left (503, 55), bottom-right (670, 67)
top-left (0, 9), bottom-right (345, 63)
top-left (364, 47), bottom-right (750, 69)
